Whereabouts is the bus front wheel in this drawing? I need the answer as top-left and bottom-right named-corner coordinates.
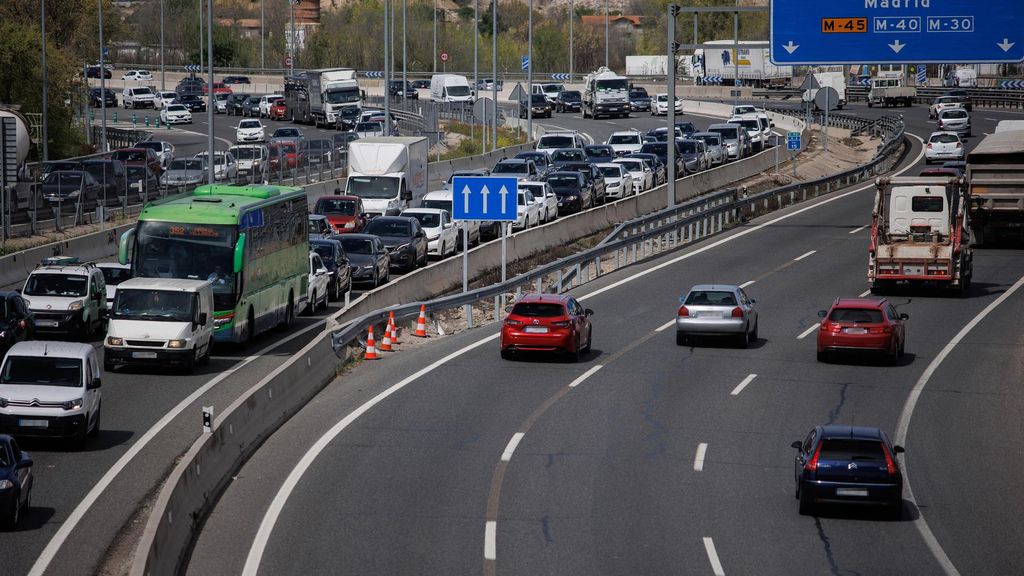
top-left (243, 308), bottom-right (255, 345)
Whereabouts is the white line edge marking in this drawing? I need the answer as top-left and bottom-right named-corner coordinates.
top-left (694, 443), bottom-right (708, 472)
top-left (703, 537), bottom-right (726, 576)
top-left (894, 272), bottom-right (1024, 576)
top-left (738, 280), bottom-right (756, 288)
top-left (849, 225), bottom-right (869, 234)
top-left (797, 324), bottom-right (820, 340)
top-left (501, 433), bottom-right (525, 462)
top-left (484, 520), bottom-right (497, 560)
top-left (242, 333), bottom-right (500, 576)
top-left (793, 250), bottom-right (817, 261)
top-left (859, 289), bottom-right (872, 297)
top-left (28, 315), bottom-right (330, 576)
top-left (578, 133), bottom-right (926, 303)
top-left (568, 364), bottom-right (604, 388)
top-left (730, 374), bottom-right (757, 396)
top-left (655, 319), bottom-right (675, 332)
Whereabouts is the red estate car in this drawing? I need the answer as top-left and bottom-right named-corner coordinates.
top-left (267, 142), bottom-right (302, 171)
top-left (202, 82), bottom-right (233, 95)
top-left (268, 97), bottom-right (287, 120)
top-left (816, 298), bottom-right (908, 364)
top-left (500, 293), bottom-right (593, 361)
top-left (314, 195), bottom-right (368, 233)
top-left (110, 147), bottom-right (164, 176)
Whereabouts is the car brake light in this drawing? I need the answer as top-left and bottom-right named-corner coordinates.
top-left (505, 319), bottom-right (523, 326)
top-left (731, 306), bottom-right (744, 318)
top-left (678, 305), bottom-right (689, 317)
top-left (927, 143), bottom-right (933, 149)
top-left (552, 320), bottom-right (571, 327)
top-left (881, 443), bottom-right (897, 475)
top-left (804, 442), bottom-right (822, 472)
top-left (956, 142), bottom-right (963, 149)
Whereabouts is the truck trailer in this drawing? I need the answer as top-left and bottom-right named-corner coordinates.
top-left (967, 130), bottom-right (1024, 245)
top-left (691, 40), bottom-right (793, 87)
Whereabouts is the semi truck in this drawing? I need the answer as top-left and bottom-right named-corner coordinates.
top-left (868, 176), bottom-right (973, 295)
top-left (802, 71), bottom-right (847, 110)
top-left (284, 68), bottom-right (363, 128)
top-left (344, 137), bottom-right (428, 217)
top-left (582, 67), bottom-right (630, 119)
top-left (867, 76), bottom-right (915, 107)
top-left (966, 130), bottom-right (1024, 245)
top-left (691, 40), bottom-right (794, 87)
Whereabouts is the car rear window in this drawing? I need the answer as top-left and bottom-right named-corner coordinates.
top-left (819, 439), bottom-right (886, 462)
top-left (511, 303), bottom-right (565, 317)
top-left (912, 196), bottom-right (944, 212)
top-left (930, 133), bottom-right (959, 144)
top-left (684, 290), bottom-right (737, 306)
top-left (828, 308), bottom-right (883, 323)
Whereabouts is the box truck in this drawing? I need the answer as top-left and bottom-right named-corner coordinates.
top-left (802, 71), bottom-right (847, 110)
top-left (345, 137), bottom-right (429, 217)
top-left (691, 41), bottom-right (793, 87)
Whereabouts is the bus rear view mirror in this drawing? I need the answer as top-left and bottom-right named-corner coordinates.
top-left (233, 233), bottom-right (247, 274)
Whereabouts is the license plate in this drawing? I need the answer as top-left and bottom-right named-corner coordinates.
top-left (844, 327), bottom-right (868, 334)
top-left (524, 326), bottom-right (549, 333)
top-left (904, 265), bottom-right (924, 275)
top-left (19, 419), bottom-right (48, 428)
top-left (132, 351), bottom-right (158, 359)
top-left (697, 311), bottom-right (723, 318)
top-left (37, 320), bottom-right (59, 327)
top-left (836, 488), bottom-right (869, 497)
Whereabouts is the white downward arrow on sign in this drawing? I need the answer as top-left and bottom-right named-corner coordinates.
top-left (498, 185), bottom-right (509, 216)
top-left (783, 41), bottom-right (799, 54)
top-left (480, 185), bottom-right (490, 214)
top-left (889, 40), bottom-right (905, 54)
top-left (998, 38), bottom-right (1016, 52)
top-left (462, 184), bottom-right (471, 214)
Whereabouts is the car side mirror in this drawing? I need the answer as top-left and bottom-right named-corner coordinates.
top-left (791, 441), bottom-right (803, 450)
top-left (817, 310), bottom-right (827, 318)
top-left (89, 377), bottom-right (102, 389)
top-left (16, 456), bottom-right (33, 470)
top-left (198, 312), bottom-right (208, 325)
top-left (893, 445), bottom-right (905, 454)
top-left (584, 308), bottom-right (594, 316)
top-left (899, 313), bottom-right (909, 320)
top-left (402, 190), bottom-right (413, 201)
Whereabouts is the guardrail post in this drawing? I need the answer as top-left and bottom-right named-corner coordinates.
top-left (556, 269), bottom-right (563, 293)
top-left (593, 256), bottom-right (601, 278)
top-left (494, 295), bottom-right (501, 320)
top-left (574, 263), bottom-right (581, 286)
top-left (631, 242), bottom-right (637, 263)
top-left (534, 278), bottom-right (542, 293)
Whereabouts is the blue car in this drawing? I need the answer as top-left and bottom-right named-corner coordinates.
top-left (0, 434), bottom-right (33, 529)
top-left (792, 425), bottom-right (904, 518)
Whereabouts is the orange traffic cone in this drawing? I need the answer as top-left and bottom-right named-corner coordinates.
top-left (380, 322), bottom-right (393, 351)
top-left (388, 311), bottom-right (400, 344)
top-left (415, 305), bottom-right (428, 337)
top-left (365, 325), bottom-right (379, 360)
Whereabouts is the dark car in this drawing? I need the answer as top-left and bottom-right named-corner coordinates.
top-left (363, 216), bottom-right (428, 271)
top-left (78, 159), bottom-right (127, 204)
top-left (944, 89), bottom-right (972, 111)
top-left (816, 297), bottom-right (908, 364)
top-left (626, 152), bottom-right (667, 186)
top-left (42, 160), bottom-right (81, 177)
top-left (333, 233), bottom-right (390, 287)
top-left (499, 293), bottom-right (593, 361)
top-left (226, 93), bottom-right (251, 116)
top-left (558, 162), bottom-right (606, 205)
top-left (515, 151), bottom-right (553, 177)
top-left (388, 80), bottom-right (418, 99)
top-left (0, 292), bottom-right (34, 358)
top-left (941, 161), bottom-right (967, 175)
top-left (175, 79), bottom-right (205, 98)
top-left (270, 127), bottom-right (305, 144)
top-left (584, 144), bottom-right (615, 164)
top-left (178, 93), bottom-right (207, 112)
top-left (84, 65), bottom-right (111, 79)
top-left (111, 147), bottom-right (163, 176)
top-left (646, 126), bottom-right (683, 142)
top-left (520, 94), bottom-right (552, 118)
top-left (555, 90), bottom-right (582, 113)
top-left (545, 171), bottom-right (592, 214)
top-left (125, 165), bottom-right (160, 195)
top-left (223, 75), bottom-right (252, 85)
top-left (88, 88), bottom-right (118, 108)
top-left (0, 434), bottom-right (33, 529)
top-left (410, 79), bottom-right (431, 90)
top-left (336, 106), bottom-right (362, 130)
top-left (628, 87), bottom-right (651, 112)
top-left (639, 142), bottom-right (685, 176)
top-left (331, 131), bottom-right (359, 156)
top-left (309, 238), bottom-right (352, 301)
top-left (315, 194), bottom-right (368, 234)
top-left (242, 96), bottom-right (262, 117)
top-left (549, 147), bottom-right (588, 170)
top-left (41, 171), bottom-right (100, 204)
top-left (792, 425), bottom-right (904, 518)
top-left (302, 138), bottom-right (334, 165)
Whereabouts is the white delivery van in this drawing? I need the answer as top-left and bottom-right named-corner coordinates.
top-left (345, 137), bottom-right (429, 217)
top-left (103, 278), bottom-right (214, 373)
top-left (430, 74), bottom-right (474, 104)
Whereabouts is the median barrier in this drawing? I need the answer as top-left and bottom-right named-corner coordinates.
top-left (0, 223), bottom-right (134, 288)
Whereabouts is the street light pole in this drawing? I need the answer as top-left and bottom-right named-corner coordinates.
top-left (473, 0), bottom-right (478, 145)
top-left (99, 0), bottom-right (107, 153)
top-left (403, 0), bottom-right (407, 106)
top-left (207, 0), bottom-right (215, 186)
top-left (491, 0), bottom-right (497, 149)
top-left (604, 0), bottom-right (609, 68)
top-left (260, 0), bottom-right (265, 71)
top-left (160, 0), bottom-right (165, 90)
top-left (569, 0), bottom-right (574, 82)
top-left (527, 0), bottom-right (532, 140)
top-left (289, 0), bottom-right (295, 76)
top-left (433, 0), bottom-right (437, 73)
top-left (41, 0), bottom-right (48, 161)
top-left (667, 4), bottom-right (678, 208)
top-left (198, 0), bottom-right (203, 69)
top-left (384, 0), bottom-right (391, 136)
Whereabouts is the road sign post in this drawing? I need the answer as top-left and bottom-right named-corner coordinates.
top-left (787, 131), bottom-right (801, 179)
top-left (770, 0), bottom-right (1024, 64)
top-left (452, 175), bottom-right (519, 317)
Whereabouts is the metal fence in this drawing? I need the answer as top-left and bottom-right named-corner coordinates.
top-left (847, 85), bottom-right (1024, 109)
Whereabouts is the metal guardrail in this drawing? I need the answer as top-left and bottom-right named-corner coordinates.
top-left (847, 85), bottom-right (1024, 109)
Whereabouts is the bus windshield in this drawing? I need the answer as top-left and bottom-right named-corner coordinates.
top-left (133, 221), bottom-right (237, 309)
top-left (347, 176), bottom-right (399, 199)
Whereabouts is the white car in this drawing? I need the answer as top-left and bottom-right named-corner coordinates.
top-left (653, 93), bottom-right (683, 116)
top-left (154, 91), bottom-right (179, 109)
top-left (420, 189), bottom-right (481, 246)
top-left (929, 96), bottom-right (964, 120)
top-left (235, 119), bottom-right (265, 143)
top-left (122, 70), bottom-right (153, 82)
top-left (925, 131), bottom-right (965, 164)
top-left (259, 94), bottom-right (283, 117)
top-left (401, 208), bottom-right (458, 258)
top-left (606, 130), bottom-right (644, 156)
top-left (613, 158), bottom-right (653, 193)
top-left (160, 104), bottom-right (192, 125)
top-left (193, 151), bottom-right (238, 181)
top-left (519, 181), bottom-right (558, 223)
top-left (229, 145), bottom-right (269, 179)
top-left (513, 189), bottom-right (541, 230)
top-left (95, 262), bottom-right (131, 302)
top-left (728, 116), bottom-right (765, 153)
top-left (213, 93), bottom-right (230, 114)
top-left (597, 162), bottom-right (634, 200)
top-left (732, 104), bottom-right (758, 116)
top-left (306, 252), bottom-right (330, 314)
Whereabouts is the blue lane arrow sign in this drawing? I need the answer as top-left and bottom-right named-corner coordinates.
top-left (770, 0), bottom-right (1024, 65)
top-left (452, 176), bottom-right (518, 221)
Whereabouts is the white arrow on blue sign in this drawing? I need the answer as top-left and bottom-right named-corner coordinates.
top-left (452, 176), bottom-right (519, 221)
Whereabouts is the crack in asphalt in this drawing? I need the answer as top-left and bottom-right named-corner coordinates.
top-left (640, 348), bottom-right (693, 457)
top-left (541, 515), bottom-right (554, 544)
top-left (813, 516), bottom-right (862, 576)
top-left (826, 383), bottom-right (850, 425)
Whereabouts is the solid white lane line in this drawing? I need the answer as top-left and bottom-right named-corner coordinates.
top-left (501, 433), bottom-right (525, 462)
top-left (797, 324), bottom-right (820, 340)
top-left (703, 537), bottom-right (726, 576)
top-left (28, 314), bottom-right (332, 576)
top-left (694, 443), bottom-right (708, 472)
top-left (655, 319), bottom-right (675, 332)
top-left (577, 134), bottom-right (927, 304)
top-left (738, 280), bottom-right (756, 288)
top-left (849, 225), bottom-right (869, 234)
top-left (484, 521), bottom-right (497, 560)
top-left (568, 364), bottom-right (604, 388)
top-left (894, 272), bottom-right (1024, 576)
top-left (730, 374), bottom-right (757, 396)
top-left (793, 250), bottom-right (817, 261)
top-left (859, 289), bottom-right (872, 297)
top-left (242, 333), bottom-right (500, 576)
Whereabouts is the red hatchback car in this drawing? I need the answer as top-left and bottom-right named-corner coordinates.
top-left (500, 294), bottom-right (593, 361)
top-left (816, 298), bottom-right (908, 364)
top-left (268, 98), bottom-right (287, 120)
top-left (314, 195), bottom-right (368, 233)
top-left (110, 147), bottom-right (163, 176)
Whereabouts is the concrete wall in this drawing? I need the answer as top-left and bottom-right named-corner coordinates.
top-left (0, 224), bottom-right (134, 289)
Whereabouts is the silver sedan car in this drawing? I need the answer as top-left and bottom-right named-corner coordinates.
top-left (676, 284), bottom-right (758, 347)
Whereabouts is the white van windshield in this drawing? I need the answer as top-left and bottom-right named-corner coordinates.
top-left (1, 356), bottom-right (82, 387)
top-left (113, 290), bottom-right (195, 323)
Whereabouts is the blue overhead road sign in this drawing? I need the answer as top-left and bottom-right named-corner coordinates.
top-left (770, 0), bottom-right (1024, 65)
top-left (452, 177), bottom-right (518, 221)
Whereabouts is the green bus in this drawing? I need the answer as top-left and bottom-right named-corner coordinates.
top-left (119, 184), bottom-right (309, 344)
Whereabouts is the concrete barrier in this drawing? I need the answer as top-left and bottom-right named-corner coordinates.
top-left (0, 224), bottom-right (134, 288)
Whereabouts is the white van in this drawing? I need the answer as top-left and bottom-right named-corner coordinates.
top-left (21, 260), bottom-right (107, 341)
top-left (430, 74), bottom-right (474, 104)
top-left (103, 278), bottom-right (214, 373)
top-left (994, 120), bottom-right (1024, 134)
top-left (0, 341), bottom-right (102, 444)
top-left (122, 87), bottom-right (157, 109)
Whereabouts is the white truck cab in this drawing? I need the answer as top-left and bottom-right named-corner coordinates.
top-left (103, 278), bottom-right (214, 373)
top-left (0, 341), bottom-right (102, 444)
top-left (21, 259), bottom-right (107, 340)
